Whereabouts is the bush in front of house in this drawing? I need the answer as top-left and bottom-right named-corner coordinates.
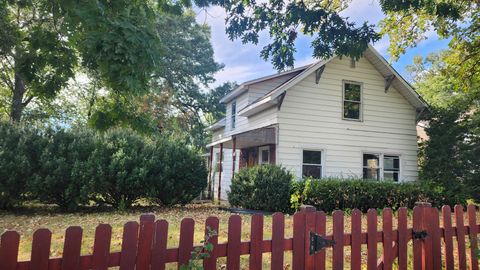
top-left (146, 138), bottom-right (207, 206)
top-left (228, 165), bottom-right (294, 213)
top-left (86, 128), bottom-right (151, 210)
top-left (291, 177), bottom-right (466, 212)
top-left (28, 128), bottom-right (96, 211)
top-left (0, 122), bottom-right (44, 209)
top-left (0, 121), bottom-right (208, 210)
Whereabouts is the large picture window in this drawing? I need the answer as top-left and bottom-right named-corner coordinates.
top-left (343, 81), bottom-right (362, 120)
top-left (363, 153), bottom-right (400, 181)
top-left (302, 150), bottom-right (322, 179)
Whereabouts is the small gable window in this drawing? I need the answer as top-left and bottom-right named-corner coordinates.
top-left (231, 101), bottom-right (236, 129)
top-left (343, 81), bottom-right (362, 120)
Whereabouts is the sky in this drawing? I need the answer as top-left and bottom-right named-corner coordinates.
top-left (195, 0), bottom-right (450, 87)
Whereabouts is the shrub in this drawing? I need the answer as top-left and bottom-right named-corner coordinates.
top-left (88, 129), bottom-right (150, 209)
top-left (0, 123), bottom-right (43, 209)
top-left (29, 129), bottom-right (95, 211)
top-left (292, 178), bottom-right (466, 212)
top-left (228, 165), bottom-right (294, 213)
top-left (146, 138), bottom-right (207, 206)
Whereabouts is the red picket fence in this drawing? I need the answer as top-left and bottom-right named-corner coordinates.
top-left (0, 204), bottom-right (479, 270)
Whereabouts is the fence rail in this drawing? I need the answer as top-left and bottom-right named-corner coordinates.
top-left (0, 204), bottom-right (479, 270)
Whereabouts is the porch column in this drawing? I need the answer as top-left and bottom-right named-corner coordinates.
top-left (217, 143), bottom-right (223, 201)
top-left (232, 137), bottom-right (236, 180)
top-left (207, 146), bottom-right (213, 199)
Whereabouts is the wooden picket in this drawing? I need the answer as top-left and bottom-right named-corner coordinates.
top-left (1, 204), bottom-right (479, 270)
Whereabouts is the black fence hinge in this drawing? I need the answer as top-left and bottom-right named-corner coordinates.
top-left (412, 230), bottom-right (428, 240)
top-left (309, 231), bottom-right (336, 255)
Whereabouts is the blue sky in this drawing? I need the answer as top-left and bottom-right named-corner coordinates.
top-left (196, 0), bottom-right (450, 87)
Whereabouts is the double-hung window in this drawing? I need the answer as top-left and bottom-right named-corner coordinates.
top-left (363, 153), bottom-right (400, 181)
top-left (383, 155), bottom-right (400, 181)
top-left (231, 101), bottom-right (236, 130)
top-left (302, 150), bottom-right (322, 179)
top-left (343, 81), bottom-right (362, 120)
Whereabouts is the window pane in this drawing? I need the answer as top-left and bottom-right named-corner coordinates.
top-left (344, 83), bottom-right (361, 101)
top-left (261, 149), bottom-right (269, 164)
top-left (384, 155), bottom-right (400, 171)
top-left (384, 171), bottom-right (399, 181)
top-left (363, 154), bottom-right (379, 168)
top-left (344, 101), bottom-right (360, 119)
top-left (303, 165), bottom-right (322, 179)
top-left (303, 150), bottom-right (321, 165)
top-left (363, 168), bottom-right (380, 180)
top-left (231, 101), bottom-right (236, 129)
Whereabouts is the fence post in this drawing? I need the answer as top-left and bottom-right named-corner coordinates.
top-left (299, 205), bottom-right (316, 270)
top-left (415, 202), bottom-right (433, 270)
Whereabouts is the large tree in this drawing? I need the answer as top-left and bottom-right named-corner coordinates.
top-left (0, 0), bottom-right (167, 122)
top-left (407, 51), bottom-right (479, 202)
top-left (196, 0), bottom-right (478, 81)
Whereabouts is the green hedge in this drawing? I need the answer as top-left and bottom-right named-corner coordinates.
top-left (291, 178), bottom-right (466, 212)
top-left (0, 122), bottom-right (207, 211)
top-left (228, 165), bottom-right (294, 213)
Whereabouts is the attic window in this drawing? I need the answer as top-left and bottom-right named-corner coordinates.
top-left (231, 101), bottom-right (236, 129)
top-left (343, 81), bottom-right (362, 120)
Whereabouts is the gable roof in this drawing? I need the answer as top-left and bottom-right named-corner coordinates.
top-left (219, 64), bottom-right (309, 104)
top-left (238, 45), bottom-right (429, 117)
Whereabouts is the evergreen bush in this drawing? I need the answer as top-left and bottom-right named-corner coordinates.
top-left (228, 165), bottom-right (294, 213)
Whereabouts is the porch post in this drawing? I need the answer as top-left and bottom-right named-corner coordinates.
top-left (217, 143), bottom-right (223, 201)
top-left (207, 146), bottom-right (213, 199)
top-left (232, 137), bottom-right (236, 180)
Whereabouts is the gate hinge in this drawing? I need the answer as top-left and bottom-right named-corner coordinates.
top-left (412, 230), bottom-right (428, 240)
top-left (309, 231), bottom-right (335, 255)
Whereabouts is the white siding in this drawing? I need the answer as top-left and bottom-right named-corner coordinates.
top-left (277, 56), bottom-right (418, 182)
top-left (211, 148), bottom-right (239, 200)
top-left (248, 72), bottom-right (300, 103)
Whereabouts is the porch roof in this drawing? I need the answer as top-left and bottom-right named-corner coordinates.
top-left (206, 126), bottom-right (276, 149)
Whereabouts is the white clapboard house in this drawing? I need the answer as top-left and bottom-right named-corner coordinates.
top-left (206, 45), bottom-right (428, 200)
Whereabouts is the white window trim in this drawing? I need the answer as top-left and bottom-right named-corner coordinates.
top-left (342, 80), bottom-right (363, 121)
top-left (301, 149), bottom-right (325, 179)
top-left (362, 152), bottom-right (401, 181)
top-left (258, 146), bottom-right (270, 164)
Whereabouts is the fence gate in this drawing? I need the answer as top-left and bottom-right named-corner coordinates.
top-left (0, 203), bottom-right (479, 270)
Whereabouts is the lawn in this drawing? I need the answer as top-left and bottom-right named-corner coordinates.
top-left (0, 202), bottom-right (474, 269)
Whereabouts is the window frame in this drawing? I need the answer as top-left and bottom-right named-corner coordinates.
top-left (302, 149), bottom-right (324, 179)
top-left (362, 152), bottom-right (401, 181)
top-left (342, 80), bottom-right (363, 121)
top-left (215, 152), bottom-right (223, 173)
top-left (231, 100), bottom-right (236, 130)
top-left (258, 146), bottom-right (270, 165)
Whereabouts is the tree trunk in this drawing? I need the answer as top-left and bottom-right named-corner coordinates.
top-left (9, 73), bottom-right (26, 122)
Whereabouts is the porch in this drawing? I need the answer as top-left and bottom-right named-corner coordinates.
top-left (206, 126), bottom-right (277, 200)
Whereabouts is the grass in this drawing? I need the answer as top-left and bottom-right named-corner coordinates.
top-left (0, 202), bottom-right (476, 269)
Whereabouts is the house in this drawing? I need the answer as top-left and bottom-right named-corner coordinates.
top-left (206, 45), bottom-right (428, 201)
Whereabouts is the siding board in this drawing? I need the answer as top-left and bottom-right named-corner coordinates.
top-left (278, 56), bottom-right (418, 182)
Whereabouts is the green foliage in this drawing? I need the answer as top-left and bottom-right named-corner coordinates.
top-left (147, 138), bottom-right (208, 206)
top-left (228, 165), bottom-right (294, 213)
top-left (292, 178), bottom-right (465, 213)
top-left (0, 122), bottom-right (207, 210)
top-left (87, 129), bottom-right (150, 209)
top-left (0, 122), bottom-right (43, 209)
top-left (198, 0), bottom-right (379, 70)
top-left (407, 51), bottom-right (479, 204)
top-left (29, 129), bottom-right (95, 211)
top-left (179, 227), bottom-right (217, 270)
top-left (420, 104), bottom-right (479, 203)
